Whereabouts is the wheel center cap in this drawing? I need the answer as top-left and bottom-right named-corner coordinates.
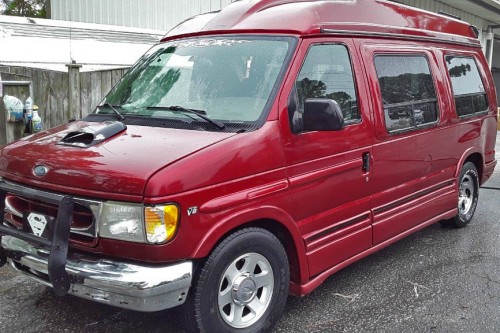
top-left (232, 274), bottom-right (257, 305)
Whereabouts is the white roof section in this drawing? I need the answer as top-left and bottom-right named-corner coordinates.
top-left (0, 15), bottom-right (165, 72)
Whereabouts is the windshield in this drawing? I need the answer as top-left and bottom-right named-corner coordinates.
top-left (100, 36), bottom-right (295, 129)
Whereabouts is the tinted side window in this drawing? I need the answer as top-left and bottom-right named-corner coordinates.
top-left (374, 55), bottom-right (438, 133)
top-left (290, 44), bottom-right (359, 133)
top-left (445, 56), bottom-right (488, 117)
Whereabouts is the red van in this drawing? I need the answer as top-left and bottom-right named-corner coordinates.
top-left (0, 0), bottom-right (497, 332)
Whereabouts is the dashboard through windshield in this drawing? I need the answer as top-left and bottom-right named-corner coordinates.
top-left (98, 36), bottom-right (296, 131)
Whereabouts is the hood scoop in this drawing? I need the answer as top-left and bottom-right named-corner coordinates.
top-left (58, 122), bottom-right (127, 148)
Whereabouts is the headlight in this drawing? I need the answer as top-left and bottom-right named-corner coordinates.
top-left (98, 202), bottom-right (180, 244)
top-left (99, 202), bottom-right (146, 243)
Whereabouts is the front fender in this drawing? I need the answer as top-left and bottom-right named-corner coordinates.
top-left (191, 205), bottom-right (309, 283)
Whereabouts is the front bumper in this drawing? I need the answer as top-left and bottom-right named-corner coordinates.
top-left (0, 179), bottom-right (192, 312)
top-left (1, 235), bottom-right (193, 312)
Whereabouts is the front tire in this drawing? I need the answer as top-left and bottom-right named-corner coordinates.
top-left (182, 227), bottom-right (289, 333)
top-left (441, 162), bottom-right (479, 228)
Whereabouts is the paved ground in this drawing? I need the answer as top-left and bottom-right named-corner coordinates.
top-left (1, 136), bottom-right (499, 333)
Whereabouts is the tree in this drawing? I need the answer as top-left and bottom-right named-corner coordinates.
top-left (1, 0), bottom-right (47, 18)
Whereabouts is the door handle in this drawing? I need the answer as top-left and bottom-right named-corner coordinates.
top-left (362, 152), bottom-right (370, 172)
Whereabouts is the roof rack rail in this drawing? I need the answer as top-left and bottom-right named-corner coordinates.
top-left (438, 10), bottom-right (461, 21)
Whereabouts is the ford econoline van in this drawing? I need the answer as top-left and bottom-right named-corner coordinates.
top-left (0, 0), bottom-right (497, 332)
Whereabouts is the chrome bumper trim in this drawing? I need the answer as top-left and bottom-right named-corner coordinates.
top-left (2, 236), bottom-right (193, 312)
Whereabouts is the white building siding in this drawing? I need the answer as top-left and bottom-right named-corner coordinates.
top-left (51, 0), bottom-right (236, 32)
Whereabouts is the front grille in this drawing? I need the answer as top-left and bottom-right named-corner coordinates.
top-left (2, 185), bottom-right (101, 247)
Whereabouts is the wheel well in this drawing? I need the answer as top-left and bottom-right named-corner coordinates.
top-left (464, 153), bottom-right (483, 181)
top-left (205, 219), bottom-right (301, 285)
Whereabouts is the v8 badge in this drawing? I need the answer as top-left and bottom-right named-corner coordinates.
top-left (187, 207), bottom-right (198, 216)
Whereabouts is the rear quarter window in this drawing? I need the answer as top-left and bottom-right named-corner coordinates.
top-left (374, 55), bottom-right (439, 133)
top-left (445, 56), bottom-right (488, 117)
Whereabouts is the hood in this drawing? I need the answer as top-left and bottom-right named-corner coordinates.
top-left (0, 121), bottom-right (236, 196)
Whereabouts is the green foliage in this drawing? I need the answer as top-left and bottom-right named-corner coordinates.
top-left (448, 63), bottom-right (472, 78)
top-left (1, 0), bottom-right (47, 18)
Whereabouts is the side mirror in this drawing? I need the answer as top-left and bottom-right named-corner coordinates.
top-left (303, 98), bottom-right (345, 131)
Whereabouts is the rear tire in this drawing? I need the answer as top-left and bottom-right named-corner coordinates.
top-left (181, 227), bottom-right (289, 333)
top-left (440, 162), bottom-right (479, 228)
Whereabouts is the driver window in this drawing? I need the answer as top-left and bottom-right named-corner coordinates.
top-left (290, 43), bottom-right (359, 133)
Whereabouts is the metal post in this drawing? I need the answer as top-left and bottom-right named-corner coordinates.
top-left (486, 26), bottom-right (494, 68)
top-left (66, 62), bottom-right (82, 122)
top-left (485, 25), bottom-right (500, 69)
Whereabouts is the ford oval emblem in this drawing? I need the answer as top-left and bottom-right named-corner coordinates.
top-left (33, 165), bottom-right (49, 177)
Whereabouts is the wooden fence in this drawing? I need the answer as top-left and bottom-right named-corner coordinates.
top-left (80, 69), bottom-right (128, 118)
top-left (0, 65), bottom-right (128, 145)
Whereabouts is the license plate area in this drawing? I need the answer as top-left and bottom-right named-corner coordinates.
top-left (23, 212), bottom-right (55, 241)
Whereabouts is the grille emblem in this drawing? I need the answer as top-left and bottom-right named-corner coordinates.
top-left (33, 165), bottom-right (49, 177)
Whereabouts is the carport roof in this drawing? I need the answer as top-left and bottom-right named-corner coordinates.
top-left (0, 15), bottom-right (164, 72)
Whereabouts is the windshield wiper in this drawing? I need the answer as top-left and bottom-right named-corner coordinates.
top-left (146, 106), bottom-right (225, 130)
top-left (97, 103), bottom-right (126, 121)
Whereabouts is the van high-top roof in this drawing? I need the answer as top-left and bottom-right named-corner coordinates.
top-left (164, 0), bottom-right (480, 47)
